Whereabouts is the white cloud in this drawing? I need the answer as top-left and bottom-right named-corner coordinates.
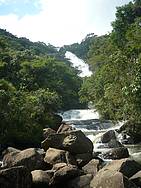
top-left (0, 0), bottom-right (8, 5)
top-left (0, 0), bottom-right (131, 46)
top-left (0, 0), bottom-right (93, 46)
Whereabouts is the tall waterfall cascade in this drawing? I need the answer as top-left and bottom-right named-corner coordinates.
top-left (65, 51), bottom-right (92, 77)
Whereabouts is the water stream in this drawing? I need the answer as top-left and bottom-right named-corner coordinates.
top-left (60, 109), bottom-right (141, 159)
top-left (63, 52), bottom-right (141, 160)
top-left (65, 51), bottom-right (92, 77)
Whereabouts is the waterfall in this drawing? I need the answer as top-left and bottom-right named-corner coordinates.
top-left (65, 51), bottom-right (92, 77)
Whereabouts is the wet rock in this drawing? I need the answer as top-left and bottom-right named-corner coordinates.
top-left (44, 148), bottom-right (76, 165)
top-left (107, 139), bottom-right (123, 148)
top-left (130, 171), bottom-right (141, 187)
top-left (82, 159), bottom-right (100, 176)
top-left (66, 174), bottom-right (93, 188)
top-left (0, 166), bottom-right (32, 188)
top-left (31, 170), bottom-right (50, 188)
top-left (90, 169), bottom-right (137, 188)
top-left (101, 130), bottom-right (116, 143)
top-left (3, 148), bottom-right (48, 171)
top-left (102, 147), bottom-right (129, 160)
top-left (41, 130), bottom-right (93, 154)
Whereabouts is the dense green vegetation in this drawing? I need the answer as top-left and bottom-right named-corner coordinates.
top-left (80, 0), bottom-right (141, 125)
top-left (0, 29), bottom-right (83, 147)
top-left (1, 0), bottom-right (141, 146)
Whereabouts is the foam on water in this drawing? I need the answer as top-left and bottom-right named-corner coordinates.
top-left (61, 109), bottom-right (99, 121)
top-left (65, 51), bottom-right (92, 77)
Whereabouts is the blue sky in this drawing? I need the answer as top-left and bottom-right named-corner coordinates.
top-left (0, 0), bottom-right (41, 17)
top-left (0, 0), bottom-right (132, 46)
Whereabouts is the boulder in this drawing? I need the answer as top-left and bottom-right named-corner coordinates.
top-left (66, 174), bottom-right (93, 188)
top-left (41, 130), bottom-right (93, 154)
top-left (90, 169), bottom-right (137, 188)
top-left (44, 148), bottom-right (76, 165)
top-left (107, 139), bottom-right (123, 148)
top-left (2, 147), bottom-right (21, 167)
top-left (31, 170), bottom-right (50, 188)
top-left (3, 148), bottom-right (49, 171)
top-left (2, 147), bottom-right (21, 156)
top-left (130, 171), bottom-right (141, 187)
top-left (50, 163), bottom-right (82, 185)
top-left (100, 158), bottom-right (141, 178)
top-left (43, 128), bottom-right (56, 139)
top-left (101, 130), bottom-right (116, 143)
top-left (0, 166), bottom-right (32, 188)
top-left (57, 123), bottom-right (75, 133)
top-left (102, 147), bottom-right (129, 160)
top-left (75, 153), bottom-right (93, 168)
top-left (82, 159), bottom-right (100, 176)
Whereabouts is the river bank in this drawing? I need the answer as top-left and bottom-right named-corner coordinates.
top-left (1, 109), bottom-right (141, 188)
top-left (1, 117), bottom-right (141, 188)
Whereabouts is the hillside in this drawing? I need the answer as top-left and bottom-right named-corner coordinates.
top-left (0, 28), bottom-right (65, 60)
top-left (0, 28), bottom-right (84, 147)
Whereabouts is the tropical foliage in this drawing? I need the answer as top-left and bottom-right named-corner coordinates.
top-left (80, 0), bottom-right (141, 123)
top-left (0, 29), bottom-right (83, 147)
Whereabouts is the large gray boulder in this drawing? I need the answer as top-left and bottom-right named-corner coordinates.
top-left (101, 130), bottom-right (116, 143)
top-left (90, 169), bottom-right (137, 188)
top-left (44, 148), bottom-right (76, 165)
top-left (50, 163), bottom-right (82, 186)
top-left (41, 130), bottom-right (93, 154)
top-left (3, 148), bottom-right (48, 171)
top-left (66, 174), bottom-right (93, 188)
top-left (82, 159), bottom-right (100, 176)
top-left (2, 147), bottom-right (21, 167)
top-left (0, 166), bottom-right (32, 188)
top-left (107, 139), bottom-right (123, 148)
top-left (99, 158), bottom-right (141, 178)
top-left (31, 170), bottom-right (50, 188)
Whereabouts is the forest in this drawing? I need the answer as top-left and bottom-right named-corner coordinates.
top-left (79, 0), bottom-right (141, 142)
top-left (0, 28), bottom-right (84, 147)
top-left (1, 0), bottom-right (141, 146)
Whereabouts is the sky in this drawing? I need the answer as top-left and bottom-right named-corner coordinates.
top-left (0, 0), bottom-right (132, 47)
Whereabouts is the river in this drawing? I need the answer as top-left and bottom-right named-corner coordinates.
top-left (60, 109), bottom-right (141, 163)
top-left (64, 52), bottom-right (141, 161)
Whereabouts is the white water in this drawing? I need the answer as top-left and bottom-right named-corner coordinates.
top-left (61, 109), bottom-right (141, 158)
top-left (61, 109), bottom-right (119, 136)
top-left (61, 109), bottom-right (99, 121)
top-left (65, 51), bottom-right (92, 77)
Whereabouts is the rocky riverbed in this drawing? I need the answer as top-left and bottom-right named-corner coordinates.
top-left (1, 122), bottom-right (141, 188)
